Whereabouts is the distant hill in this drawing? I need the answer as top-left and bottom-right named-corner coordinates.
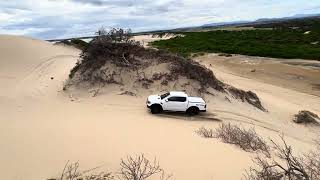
top-left (243, 15), bottom-right (320, 30)
top-left (256, 13), bottom-right (320, 22)
top-left (201, 14), bottom-right (320, 30)
top-left (292, 13), bottom-right (320, 18)
top-left (202, 21), bottom-right (251, 28)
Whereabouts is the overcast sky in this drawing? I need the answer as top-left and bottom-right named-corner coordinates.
top-left (0, 0), bottom-right (319, 39)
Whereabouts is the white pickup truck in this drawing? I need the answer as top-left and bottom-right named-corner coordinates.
top-left (146, 91), bottom-right (207, 115)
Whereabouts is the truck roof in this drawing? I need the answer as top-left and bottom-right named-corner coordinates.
top-left (170, 91), bottom-right (187, 96)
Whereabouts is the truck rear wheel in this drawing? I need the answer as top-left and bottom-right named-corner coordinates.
top-left (151, 105), bottom-right (162, 114)
top-left (187, 107), bottom-right (199, 116)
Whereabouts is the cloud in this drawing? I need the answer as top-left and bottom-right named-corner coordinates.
top-left (70, 0), bottom-right (136, 6)
top-left (0, 0), bottom-right (319, 39)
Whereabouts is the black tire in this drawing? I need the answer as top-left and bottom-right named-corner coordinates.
top-left (151, 105), bottom-right (162, 114)
top-left (187, 107), bottom-right (199, 116)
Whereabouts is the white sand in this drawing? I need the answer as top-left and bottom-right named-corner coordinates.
top-left (132, 34), bottom-right (179, 47)
top-left (0, 35), bottom-right (319, 180)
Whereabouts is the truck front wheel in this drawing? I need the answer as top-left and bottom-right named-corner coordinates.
top-left (187, 107), bottom-right (199, 116)
top-left (151, 104), bottom-right (162, 114)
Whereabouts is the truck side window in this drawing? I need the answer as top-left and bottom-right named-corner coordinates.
top-left (168, 96), bottom-right (187, 102)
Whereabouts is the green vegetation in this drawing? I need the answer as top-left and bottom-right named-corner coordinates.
top-left (57, 39), bottom-right (89, 50)
top-left (151, 29), bottom-right (320, 60)
top-left (70, 38), bottom-right (89, 50)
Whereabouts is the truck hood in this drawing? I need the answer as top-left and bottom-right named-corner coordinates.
top-left (188, 97), bottom-right (206, 103)
top-left (148, 95), bottom-right (161, 102)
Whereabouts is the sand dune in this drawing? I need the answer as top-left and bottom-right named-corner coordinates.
top-left (0, 35), bottom-right (80, 98)
top-left (0, 35), bottom-right (319, 180)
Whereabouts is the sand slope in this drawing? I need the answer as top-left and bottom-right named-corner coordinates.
top-left (0, 35), bottom-right (319, 180)
top-left (196, 54), bottom-right (320, 96)
top-left (0, 35), bottom-right (80, 98)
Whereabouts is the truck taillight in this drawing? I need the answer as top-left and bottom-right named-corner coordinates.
top-left (204, 105), bottom-right (207, 108)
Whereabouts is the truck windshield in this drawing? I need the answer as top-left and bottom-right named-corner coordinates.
top-left (160, 92), bottom-right (170, 99)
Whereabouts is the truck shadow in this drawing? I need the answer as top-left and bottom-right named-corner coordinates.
top-left (155, 111), bottom-right (222, 122)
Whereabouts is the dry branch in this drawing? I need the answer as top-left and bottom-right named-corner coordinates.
top-left (54, 161), bottom-right (114, 180)
top-left (119, 154), bottom-right (162, 180)
top-left (245, 136), bottom-right (320, 180)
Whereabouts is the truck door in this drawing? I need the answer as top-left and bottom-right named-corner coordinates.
top-left (163, 96), bottom-right (188, 111)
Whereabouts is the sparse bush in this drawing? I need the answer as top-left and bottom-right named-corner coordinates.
top-left (119, 91), bottom-right (136, 96)
top-left (245, 136), bottom-right (320, 180)
top-left (169, 58), bottom-right (225, 92)
top-left (293, 110), bottom-right (319, 125)
top-left (52, 155), bottom-right (172, 180)
top-left (218, 53), bottom-right (232, 57)
top-left (213, 123), bottom-right (270, 156)
top-left (227, 87), bottom-right (266, 111)
top-left (195, 127), bottom-right (214, 138)
top-left (54, 161), bottom-right (114, 180)
top-left (96, 27), bottom-right (135, 44)
top-left (69, 61), bottom-right (81, 79)
top-left (119, 154), bottom-right (162, 180)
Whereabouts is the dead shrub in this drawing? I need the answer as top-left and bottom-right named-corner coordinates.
top-left (151, 73), bottom-right (175, 86)
top-left (227, 87), bottom-right (266, 111)
top-left (69, 27), bottom-right (224, 91)
top-left (218, 53), bottom-right (232, 57)
top-left (169, 58), bottom-right (225, 92)
top-left (54, 161), bottom-right (114, 180)
top-left (151, 73), bottom-right (170, 81)
top-left (53, 155), bottom-right (172, 180)
top-left (191, 52), bottom-right (205, 57)
top-left (96, 27), bottom-right (134, 44)
top-left (119, 91), bottom-right (136, 96)
top-left (139, 78), bottom-right (154, 89)
top-left (214, 123), bottom-right (270, 156)
top-left (195, 127), bottom-right (214, 138)
top-left (119, 154), bottom-right (162, 180)
top-left (302, 150), bottom-right (320, 179)
top-left (245, 136), bottom-right (320, 180)
top-left (293, 110), bottom-right (319, 125)
top-left (161, 80), bottom-right (169, 86)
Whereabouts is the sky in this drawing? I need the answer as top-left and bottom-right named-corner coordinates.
top-left (0, 0), bottom-right (319, 39)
